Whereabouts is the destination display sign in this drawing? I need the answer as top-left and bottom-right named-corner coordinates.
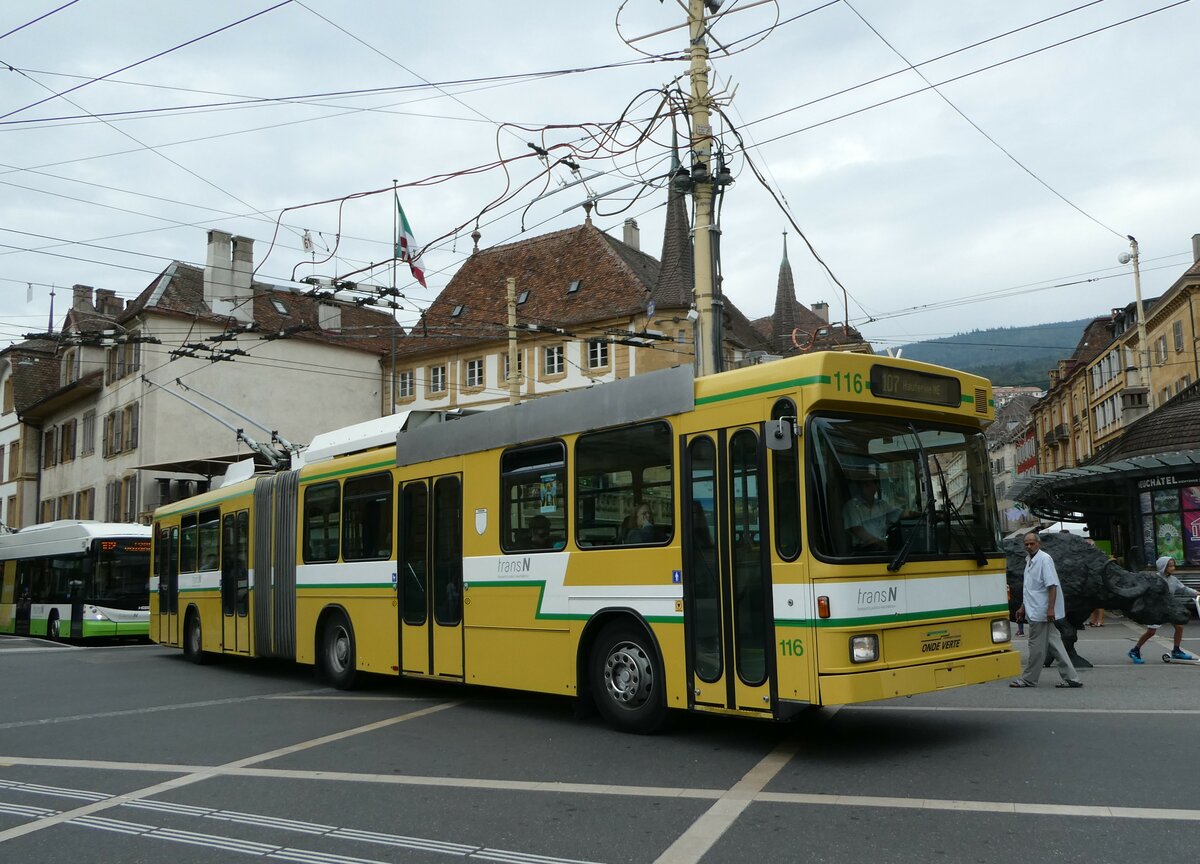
top-left (99, 539), bottom-right (151, 554)
top-left (869, 365), bottom-right (962, 408)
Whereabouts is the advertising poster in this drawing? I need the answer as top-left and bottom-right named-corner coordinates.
top-left (1155, 514), bottom-right (1184, 563)
top-left (1139, 492), bottom-right (1153, 514)
top-left (1153, 489), bottom-right (1178, 512)
top-left (1184, 490), bottom-right (1200, 565)
top-left (1181, 486), bottom-right (1200, 510)
top-left (1142, 514), bottom-right (1157, 563)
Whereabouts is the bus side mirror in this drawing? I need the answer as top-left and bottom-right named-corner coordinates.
top-left (765, 418), bottom-right (796, 451)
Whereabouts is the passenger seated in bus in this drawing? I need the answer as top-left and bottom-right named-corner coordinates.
top-left (527, 515), bottom-right (554, 550)
top-left (842, 474), bottom-right (900, 552)
top-left (624, 503), bottom-right (662, 544)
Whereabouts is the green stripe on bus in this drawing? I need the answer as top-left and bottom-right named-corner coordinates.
top-left (775, 603), bottom-right (1009, 627)
top-left (695, 375), bottom-right (829, 406)
top-left (302, 458), bottom-right (396, 484)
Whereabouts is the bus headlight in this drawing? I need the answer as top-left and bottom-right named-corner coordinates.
top-left (850, 634), bottom-right (879, 664)
top-left (991, 619), bottom-right (1011, 644)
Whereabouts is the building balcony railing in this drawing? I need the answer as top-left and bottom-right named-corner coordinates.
top-left (1053, 423), bottom-right (1070, 442)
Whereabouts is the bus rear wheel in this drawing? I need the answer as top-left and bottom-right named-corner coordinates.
top-left (320, 611), bottom-right (358, 690)
top-left (183, 612), bottom-right (205, 665)
top-left (590, 621), bottom-right (667, 734)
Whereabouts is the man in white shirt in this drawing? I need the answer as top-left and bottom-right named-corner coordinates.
top-left (843, 476), bottom-right (896, 551)
top-left (1011, 532), bottom-right (1082, 688)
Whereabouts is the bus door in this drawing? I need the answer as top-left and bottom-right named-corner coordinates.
top-left (398, 474), bottom-right (463, 680)
top-left (158, 525), bottom-right (179, 645)
top-left (13, 561), bottom-right (32, 636)
top-left (683, 428), bottom-right (775, 716)
top-left (220, 511), bottom-right (251, 653)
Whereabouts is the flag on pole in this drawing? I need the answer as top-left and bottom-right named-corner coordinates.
top-left (394, 194), bottom-right (427, 288)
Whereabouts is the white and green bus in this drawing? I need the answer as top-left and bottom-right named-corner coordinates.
top-left (0, 521), bottom-right (151, 640)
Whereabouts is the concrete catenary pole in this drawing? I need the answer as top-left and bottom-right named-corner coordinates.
top-left (507, 277), bottom-right (520, 405)
top-left (687, 0), bottom-right (718, 377)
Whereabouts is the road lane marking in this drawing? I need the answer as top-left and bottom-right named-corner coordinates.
top-left (1, 781), bottom-right (602, 863)
top-left (652, 738), bottom-right (800, 864)
top-left (0, 687), bottom-right (334, 731)
top-left (0, 699), bottom-right (458, 845)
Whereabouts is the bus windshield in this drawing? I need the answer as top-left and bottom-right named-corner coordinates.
top-left (94, 539), bottom-right (152, 610)
top-left (808, 414), bottom-right (1000, 560)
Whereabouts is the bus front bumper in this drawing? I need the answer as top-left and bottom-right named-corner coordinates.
top-left (818, 649), bottom-right (1021, 705)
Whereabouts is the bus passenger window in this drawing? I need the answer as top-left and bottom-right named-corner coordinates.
top-left (342, 473), bottom-right (392, 561)
top-left (179, 513), bottom-right (198, 573)
top-left (303, 482), bottom-right (341, 563)
top-left (501, 442), bottom-right (566, 553)
top-left (575, 421), bottom-right (673, 548)
top-left (198, 507), bottom-right (220, 571)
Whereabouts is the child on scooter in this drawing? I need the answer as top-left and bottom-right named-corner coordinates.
top-left (1129, 556), bottom-right (1199, 663)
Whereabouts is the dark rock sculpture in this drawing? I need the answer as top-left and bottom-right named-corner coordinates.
top-left (1003, 530), bottom-right (1190, 668)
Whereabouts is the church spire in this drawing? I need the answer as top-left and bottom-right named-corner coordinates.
top-left (772, 231), bottom-right (797, 353)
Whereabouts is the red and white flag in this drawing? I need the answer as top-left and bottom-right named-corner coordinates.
top-left (394, 194), bottom-right (427, 288)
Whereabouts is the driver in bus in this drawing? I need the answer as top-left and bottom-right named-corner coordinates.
top-left (843, 470), bottom-right (902, 552)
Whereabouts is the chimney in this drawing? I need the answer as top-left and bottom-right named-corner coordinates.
top-left (94, 289), bottom-right (123, 316)
top-left (1192, 233), bottom-right (1199, 263)
top-left (72, 284), bottom-right (94, 310)
top-left (622, 218), bottom-right (640, 251)
top-left (204, 229), bottom-right (253, 323)
top-left (811, 301), bottom-right (830, 324)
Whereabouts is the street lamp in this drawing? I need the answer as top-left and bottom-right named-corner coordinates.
top-left (1118, 235), bottom-right (1153, 409)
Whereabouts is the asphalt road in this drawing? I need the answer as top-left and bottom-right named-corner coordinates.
top-left (1, 614), bottom-right (1197, 864)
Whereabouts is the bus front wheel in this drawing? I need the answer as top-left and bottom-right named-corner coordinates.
top-left (590, 621), bottom-right (667, 734)
top-left (320, 611), bottom-right (358, 690)
top-left (183, 612), bottom-right (205, 665)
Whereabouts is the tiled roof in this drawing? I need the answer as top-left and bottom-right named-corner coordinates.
top-left (121, 263), bottom-right (400, 355)
top-left (396, 221), bottom-right (666, 360)
top-left (1072, 317), bottom-right (1114, 365)
top-left (2, 338), bottom-right (61, 414)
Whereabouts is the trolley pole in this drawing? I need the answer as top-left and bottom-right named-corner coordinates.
top-left (687, 0), bottom-right (719, 377)
top-left (507, 277), bottom-right (520, 405)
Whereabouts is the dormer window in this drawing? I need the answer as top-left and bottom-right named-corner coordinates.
top-left (271, 298), bottom-right (289, 315)
top-left (451, 304), bottom-right (464, 318)
top-left (568, 280), bottom-right (581, 294)
top-left (517, 291), bottom-right (529, 305)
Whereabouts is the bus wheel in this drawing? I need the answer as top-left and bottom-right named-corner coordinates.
top-left (320, 612), bottom-right (358, 690)
top-left (46, 614), bottom-right (60, 640)
top-left (183, 612), bottom-right (205, 665)
top-left (590, 622), bottom-right (667, 734)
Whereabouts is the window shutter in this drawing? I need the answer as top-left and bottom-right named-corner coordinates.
top-left (128, 403), bottom-right (139, 449)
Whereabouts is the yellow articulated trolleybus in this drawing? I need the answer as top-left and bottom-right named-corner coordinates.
top-left (151, 352), bottom-right (1019, 732)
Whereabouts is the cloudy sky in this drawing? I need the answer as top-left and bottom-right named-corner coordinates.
top-left (1, 0), bottom-right (1196, 355)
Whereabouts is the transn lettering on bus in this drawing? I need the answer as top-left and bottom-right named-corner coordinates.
top-left (858, 586), bottom-right (898, 605)
top-left (497, 557), bottom-right (531, 574)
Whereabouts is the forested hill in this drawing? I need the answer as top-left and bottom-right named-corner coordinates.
top-left (884, 319), bottom-right (1094, 387)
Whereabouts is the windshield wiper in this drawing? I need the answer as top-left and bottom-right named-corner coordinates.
top-left (943, 494), bottom-right (989, 567)
top-left (888, 505), bottom-right (931, 573)
top-left (930, 453), bottom-right (989, 567)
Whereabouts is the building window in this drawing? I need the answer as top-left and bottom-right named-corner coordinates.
top-left (3, 377), bottom-right (12, 413)
top-left (8, 442), bottom-right (18, 481)
top-left (464, 358), bottom-right (484, 388)
top-left (40, 499), bottom-right (54, 523)
top-left (6, 495), bottom-right (17, 530)
top-left (428, 365), bottom-right (446, 395)
top-left (0, 445), bottom-right (4, 483)
top-left (1174, 319), bottom-right (1185, 352)
top-left (43, 426), bottom-right (57, 468)
top-left (396, 370), bottom-right (414, 400)
top-left (543, 345), bottom-right (564, 376)
top-left (1155, 335), bottom-right (1168, 365)
top-left (103, 403), bottom-right (139, 456)
top-left (63, 349), bottom-right (80, 385)
top-left (58, 494), bottom-right (74, 520)
top-left (77, 488), bottom-right (94, 520)
top-left (59, 418), bottom-right (77, 463)
top-left (587, 340), bottom-right (609, 370)
top-left (81, 410), bottom-right (96, 455)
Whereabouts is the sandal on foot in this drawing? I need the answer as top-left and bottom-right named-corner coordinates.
top-left (1055, 680), bottom-right (1083, 688)
top-left (1009, 681), bottom-right (1035, 688)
